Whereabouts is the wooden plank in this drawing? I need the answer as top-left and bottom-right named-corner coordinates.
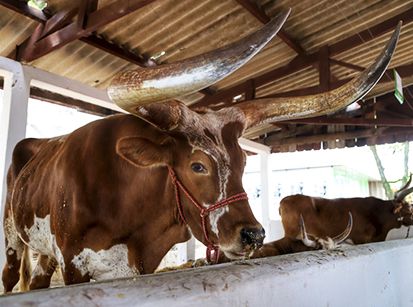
top-left (318, 45), bottom-right (330, 91)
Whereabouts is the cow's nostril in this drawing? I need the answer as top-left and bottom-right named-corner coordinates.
top-left (240, 227), bottom-right (266, 246)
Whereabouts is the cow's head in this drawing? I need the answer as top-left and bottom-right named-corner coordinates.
top-left (109, 10), bottom-right (400, 260)
top-left (393, 175), bottom-right (413, 226)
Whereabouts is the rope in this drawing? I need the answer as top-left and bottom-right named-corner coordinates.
top-left (168, 167), bottom-right (248, 263)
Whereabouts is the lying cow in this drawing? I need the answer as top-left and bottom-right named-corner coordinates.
top-left (157, 214), bottom-right (353, 272)
top-left (2, 11), bottom-right (400, 292)
top-left (252, 213), bottom-right (352, 258)
top-left (280, 178), bottom-right (413, 245)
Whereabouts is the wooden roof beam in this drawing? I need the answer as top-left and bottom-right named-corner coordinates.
top-left (267, 127), bottom-right (413, 151)
top-left (1, 0), bottom-right (151, 67)
top-left (267, 127), bottom-right (388, 147)
top-left (18, 0), bottom-right (156, 62)
top-left (235, 0), bottom-right (338, 94)
top-left (235, 0), bottom-right (306, 55)
top-left (278, 117), bottom-right (413, 127)
top-left (192, 7), bottom-right (413, 108)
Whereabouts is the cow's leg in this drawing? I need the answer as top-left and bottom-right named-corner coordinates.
top-left (29, 255), bottom-right (57, 290)
top-left (2, 217), bottom-right (28, 293)
top-left (61, 258), bottom-right (91, 285)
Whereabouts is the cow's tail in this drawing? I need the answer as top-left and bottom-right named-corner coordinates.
top-left (19, 245), bottom-right (31, 291)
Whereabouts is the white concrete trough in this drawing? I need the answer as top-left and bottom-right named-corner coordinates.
top-left (1, 239), bottom-right (413, 307)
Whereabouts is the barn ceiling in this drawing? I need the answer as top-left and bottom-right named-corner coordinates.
top-left (1, 0), bottom-right (413, 152)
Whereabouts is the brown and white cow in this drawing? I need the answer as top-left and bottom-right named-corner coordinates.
top-left (2, 10), bottom-right (401, 292)
top-left (280, 178), bottom-right (413, 245)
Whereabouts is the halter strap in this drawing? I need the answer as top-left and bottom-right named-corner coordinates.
top-left (168, 167), bottom-right (248, 263)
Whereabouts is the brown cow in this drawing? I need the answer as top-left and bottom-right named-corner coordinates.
top-left (2, 11), bottom-right (401, 292)
top-left (251, 213), bottom-right (353, 258)
top-left (280, 178), bottom-right (413, 245)
top-left (158, 215), bottom-right (353, 272)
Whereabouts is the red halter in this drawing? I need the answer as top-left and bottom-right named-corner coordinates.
top-left (168, 167), bottom-right (248, 263)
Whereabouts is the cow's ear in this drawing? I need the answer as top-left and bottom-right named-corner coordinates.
top-left (116, 136), bottom-right (173, 167)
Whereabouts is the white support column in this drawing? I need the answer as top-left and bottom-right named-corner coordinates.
top-left (0, 57), bottom-right (31, 269)
top-left (260, 152), bottom-right (271, 241)
top-left (239, 138), bottom-right (272, 240)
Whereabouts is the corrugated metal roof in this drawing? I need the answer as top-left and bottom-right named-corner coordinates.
top-left (1, 0), bottom-right (412, 146)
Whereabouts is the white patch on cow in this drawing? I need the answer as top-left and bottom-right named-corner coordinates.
top-left (4, 215), bottom-right (22, 259)
top-left (4, 216), bottom-right (18, 249)
top-left (71, 244), bottom-right (137, 281)
top-left (23, 215), bottom-right (65, 270)
top-left (32, 262), bottom-right (46, 278)
top-left (209, 207), bottom-right (228, 235)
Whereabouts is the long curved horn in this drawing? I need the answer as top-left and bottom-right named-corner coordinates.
top-left (395, 174), bottom-right (413, 201)
top-left (299, 214), bottom-right (317, 248)
top-left (395, 186), bottom-right (413, 202)
top-left (332, 212), bottom-right (353, 244)
top-left (108, 9), bottom-right (291, 114)
top-left (235, 22), bottom-right (402, 130)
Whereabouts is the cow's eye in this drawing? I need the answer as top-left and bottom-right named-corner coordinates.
top-left (191, 163), bottom-right (206, 173)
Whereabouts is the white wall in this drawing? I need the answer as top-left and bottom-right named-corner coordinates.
top-left (3, 239), bottom-right (413, 306)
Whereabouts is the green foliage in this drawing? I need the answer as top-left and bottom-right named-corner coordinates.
top-left (370, 142), bottom-right (410, 200)
top-left (27, 0), bottom-right (47, 11)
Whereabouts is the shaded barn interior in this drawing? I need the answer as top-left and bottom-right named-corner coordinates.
top-left (1, 2), bottom-right (413, 303)
top-left (0, 0), bottom-right (412, 151)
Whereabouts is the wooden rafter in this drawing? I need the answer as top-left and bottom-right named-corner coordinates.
top-left (0, 0), bottom-right (153, 67)
top-left (330, 59), bottom-right (364, 72)
top-left (14, 0), bottom-right (156, 62)
top-left (267, 127), bottom-right (413, 148)
top-left (234, 0), bottom-right (306, 54)
top-left (192, 7), bottom-right (413, 108)
top-left (279, 117), bottom-right (413, 127)
top-left (253, 62), bottom-right (413, 99)
top-left (235, 0), bottom-right (338, 93)
top-left (262, 82), bottom-right (413, 151)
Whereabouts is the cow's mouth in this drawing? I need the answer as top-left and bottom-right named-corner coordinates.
top-left (221, 247), bottom-right (254, 260)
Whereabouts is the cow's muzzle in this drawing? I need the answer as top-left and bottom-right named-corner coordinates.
top-left (240, 227), bottom-right (265, 249)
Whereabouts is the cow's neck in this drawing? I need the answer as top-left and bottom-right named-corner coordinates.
top-left (376, 201), bottom-right (401, 239)
top-left (137, 222), bottom-right (191, 274)
top-left (130, 169), bottom-right (193, 274)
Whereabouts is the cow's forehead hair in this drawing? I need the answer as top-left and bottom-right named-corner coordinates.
top-left (177, 107), bottom-right (246, 151)
top-left (176, 107), bottom-right (246, 202)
